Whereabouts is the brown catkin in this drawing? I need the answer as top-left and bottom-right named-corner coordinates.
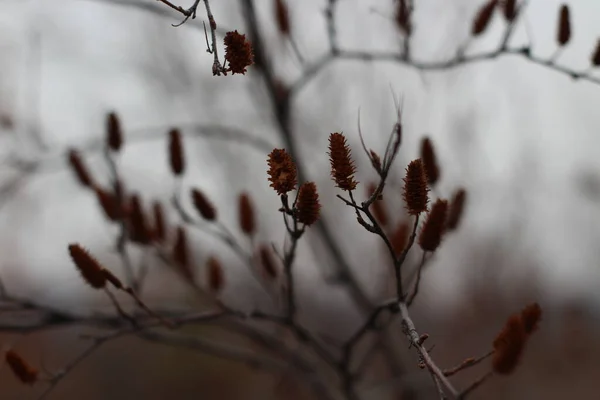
top-left (68, 244), bottom-right (107, 289)
top-left (557, 4), bottom-right (571, 46)
top-left (591, 39), bottom-right (600, 66)
top-left (403, 159), bottom-right (429, 215)
top-left (420, 137), bottom-right (440, 186)
top-left (206, 256), bottom-right (225, 293)
top-left (152, 201), bottom-right (167, 242)
top-left (128, 194), bottom-right (153, 245)
top-left (296, 182), bottom-right (321, 226)
top-left (492, 314), bottom-right (527, 375)
top-left (447, 188), bottom-right (467, 231)
top-left (472, 0), bottom-right (498, 36)
top-left (106, 111), bottom-right (123, 152)
top-left (173, 226), bottom-right (194, 282)
top-left (501, 0), bottom-right (517, 22)
top-left (5, 350), bottom-right (38, 385)
top-left (267, 148), bottom-right (297, 195)
top-left (94, 186), bottom-right (121, 222)
top-left (328, 132), bottom-right (358, 191)
top-left (520, 302), bottom-right (542, 334)
top-left (224, 31), bottom-right (254, 75)
top-left (239, 192), bottom-right (256, 235)
top-left (274, 0), bottom-right (290, 36)
top-left (259, 245), bottom-right (278, 279)
top-left (68, 149), bottom-right (94, 188)
top-left (168, 128), bottom-right (185, 176)
top-left (191, 188), bottom-right (217, 221)
top-left (395, 0), bottom-right (412, 35)
top-left (367, 183), bottom-right (388, 227)
top-left (391, 221), bottom-right (410, 256)
top-left (418, 199), bottom-right (448, 252)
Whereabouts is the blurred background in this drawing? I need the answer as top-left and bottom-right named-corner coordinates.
top-left (0, 0), bottom-right (599, 398)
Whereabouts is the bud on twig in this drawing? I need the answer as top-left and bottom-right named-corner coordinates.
top-left (267, 148), bottom-right (297, 195)
top-left (296, 182), bottom-right (321, 226)
top-left (224, 31), bottom-right (254, 75)
top-left (191, 188), bottom-right (217, 221)
top-left (420, 137), bottom-right (440, 186)
top-left (206, 256), bottom-right (225, 293)
top-left (106, 111), bottom-right (123, 152)
top-left (5, 350), bottom-right (38, 385)
top-left (418, 199), bottom-right (448, 252)
top-left (329, 132), bottom-right (358, 191)
top-left (557, 4), bottom-right (571, 47)
top-left (68, 244), bottom-right (107, 289)
top-left (239, 192), bottom-right (256, 235)
top-left (274, 0), bottom-right (290, 36)
top-left (472, 0), bottom-right (498, 36)
top-left (403, 159), bottom-right (429, 215)
top-left (168, 128), bottom-right (185, 176)
top-left (68, 149), bottom-right (94, 188)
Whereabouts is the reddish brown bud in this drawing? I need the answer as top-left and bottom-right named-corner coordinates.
top-left (191, 188), bottom-right (217, 221)
top-left (447, 188), bottom-right (467, 231)
top-left (492, 314), bottom-right (527, 375)
top-left (296, 182), bottom-right (321, 226)
top-left (5, 350), bottom-right (38, 385)
top-left (591, 39), bottom-right (600, 66)
top-left (258, 245), bottom-right (278, 280)
top-left (173, 226), bottom-right (194, 282)
top-left (418, 199), bottom-right (448, 252)
top-left (557, 4), bottom-right (571, 46)
top-left (472, 0), bottom-right (497, 36)
top-left (369, 150), bottom-right (382, 174)
top-left (274, 0), bottom-right (290, 36)
top-left (329, 132), bottom-right (358, 191)
top-left (395, 0), bottom-right (412, 35)
top-left (152, 201), bottom-right (167, 243)
top-left (128, 194), bottom-right (153, 245)
top-left (500, 0), bottom-right (517, 21)
top-left (520, 302), bottom-right (542, 335)
top-left (267, 148), bottom-right (297, 195)
top-left (94, 186), bottom-right (121, 222)
top-left (391, 221), bottom-right (410, 256)
top-left (238, 192), bottom-right (256, 235)
top-left (367, 183), bottom-right (388, 227)
top-left (68, 149), bottom-right (94, 188)
top-left (224, 31), bottom-right (254, 75)
top-left (106, 111), bottom-right (123, 152)
top-left (206, 256), bottom-right (225, 293)
top-left (68, 244), bottom-right (107, 289)
top-left (420, 137), bottom-right (440, 186)
top-left (403, 159), bottom-right (429, 215)
top-left (168, 128), bottom-right (185, 176)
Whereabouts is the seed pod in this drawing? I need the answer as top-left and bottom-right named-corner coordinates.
top-left (447, 188), bottom-right (467, 231)
top-left (128, 194), bottom-right (153, 245)
top-left (267, 148), bottom-right (297, 195)
top-left (329, 132), bottom-right (358, 191)
top-left (258, 245), bottom-right (278, 280)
